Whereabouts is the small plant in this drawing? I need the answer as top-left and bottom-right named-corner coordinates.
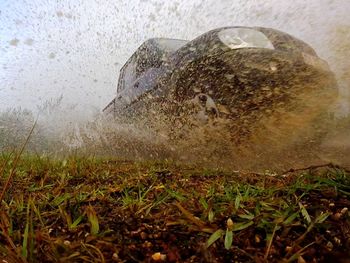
top-left (206, 218), bottom-right (254, 250)
top-left (86, 205), bottom-right (99, 235)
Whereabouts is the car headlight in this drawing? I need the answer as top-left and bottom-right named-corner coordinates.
top-left (218, 28), bottom-right (274, 50)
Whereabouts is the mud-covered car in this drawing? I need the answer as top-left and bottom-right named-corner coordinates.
top-left (104, 26), bottom-right (337, 142)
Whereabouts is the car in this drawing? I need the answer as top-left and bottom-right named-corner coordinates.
top-left (103, 26), bottom-right (337, 144)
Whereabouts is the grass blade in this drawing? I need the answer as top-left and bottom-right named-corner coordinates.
top-left (315, 212), bottom-right (331, 224)
top-left (235, 190), bottom-right (241, 210)
top-left (174, 201), bottom-right (206, 228)
top-left (86, 205), bottom-right (99, 235)
top-left (22, 199), bottom-right (31, 259)
top-left (70, 214), bottom-right (85, 229)
top-left (206, 229), bottom-right (224, 248)
top-left (232, 221), bottom-right (254, 231)
top-left (299, 203), bottom-right (311, 225)
top-left (0, 120), bottom-right (37, 204)
top-left (283, 212), bottom-right (299, 225)
top-left (224, 229), bottom-right (233, 250)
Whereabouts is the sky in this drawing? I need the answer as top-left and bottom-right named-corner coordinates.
top-left (0, 0), bottom-right (349, 118)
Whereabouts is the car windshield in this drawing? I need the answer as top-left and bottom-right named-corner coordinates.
top-left (154, 38), bottom-right (189, 53)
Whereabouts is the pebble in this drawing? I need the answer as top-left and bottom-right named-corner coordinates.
top-left (334, 237), bottom-right (341, 245)
top-left (341, 207), bottom-right (348, 215)
top-left (151, 252), bottom-right (166, 261)
top-left (326, 241), bottom-right (333, 251)
top-left (255, 235), bottom-right (261, 243)
top-left (285, 246), bottom-right (292, 252)
top-left (140, 232), bottom-right (148, 239)
top-left (144, 241), bottom-right (152, 248)
top-left (63, 240), bottom-right (71, 246)
top-left (112, 253), bottom-right (119, 261)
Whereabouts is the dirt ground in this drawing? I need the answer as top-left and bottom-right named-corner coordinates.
top-left (0, 156), bottom-right (349, 262)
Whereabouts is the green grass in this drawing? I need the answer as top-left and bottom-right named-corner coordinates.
top-left (0, 154), bottom-right (349, 262)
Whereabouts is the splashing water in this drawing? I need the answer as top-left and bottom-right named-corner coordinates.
top-left (0, 1), bottom-right (349, 172)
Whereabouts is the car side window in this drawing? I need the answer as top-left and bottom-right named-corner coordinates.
top-left (135, 43), bottom-right (163, 78)
top-left (117, 39), bottom-right (187, 96)
top-left (117, 55), bottom-right (137, 94)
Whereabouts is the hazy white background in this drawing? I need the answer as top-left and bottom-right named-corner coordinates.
top-left (1, 0), bottom-right (349, 119)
